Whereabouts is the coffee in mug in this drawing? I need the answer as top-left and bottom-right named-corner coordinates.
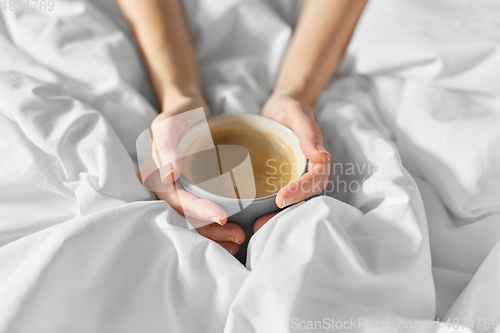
top-left (182, 123), bottom-right (300, 199)
top-left (178, 114), bottom-right (307, 262)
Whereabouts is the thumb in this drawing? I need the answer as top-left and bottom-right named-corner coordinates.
top-left (153, 140), bottom-right (183, 184)
top-left (289, 110), bottom-right (330, 164)
top-left (151, 108), bottom-right (206, 184)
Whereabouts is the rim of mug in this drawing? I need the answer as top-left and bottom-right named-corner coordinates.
top-left (177, 113), bottom-right (308, 202)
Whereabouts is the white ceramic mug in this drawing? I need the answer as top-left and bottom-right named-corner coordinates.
top-left (177, 114), bottom-right (307, 261)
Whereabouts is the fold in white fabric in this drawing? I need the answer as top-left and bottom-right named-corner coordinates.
top-left (0, 0), bottom-right (499, 332)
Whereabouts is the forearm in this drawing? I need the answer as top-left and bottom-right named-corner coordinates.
top-left (117, 0), bottom-right (203, 110)
top-left (274, 0), bottom-right (367, 106)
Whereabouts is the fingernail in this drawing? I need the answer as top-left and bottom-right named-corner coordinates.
top-left (227, 237), bottom-right (240, 245)
top-left (316, 144), bottom-right (330, 156)
top-left (160, 162), bottom-right (173, 182)
top-left (211, 216), bottom-right (224, 226)
top-left (282, 197), bottom-right (293, 208)
top-left (229, 249), bottom-right (234, 255)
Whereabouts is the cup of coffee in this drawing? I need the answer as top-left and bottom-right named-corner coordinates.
top-left (177, 114), bottom-right (307, 260)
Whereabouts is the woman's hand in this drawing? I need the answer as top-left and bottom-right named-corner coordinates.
top-left (117, 0), bottom-right (248, 255)
top-left (254, 0), bottom-right (367, 231)
top-left (143, 89), bottom-right (245, 255)
top-left (257, 93), bottom-right (330, 230)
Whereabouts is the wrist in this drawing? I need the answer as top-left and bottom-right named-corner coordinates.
top-left (161, 83), bottom-right (205, 113)
top-left (272, 75), bottom-right (318, 107)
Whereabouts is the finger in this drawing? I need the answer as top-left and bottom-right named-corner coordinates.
top-left (138, 137), bottom-right (163, 186)
top-left (273, 103), bottom-right (329, 164)
top-left (150, 122), bottom-right (184, 184)
top-left (156, 185), bottom-right (228, 226)
top-left (288, 110), bottom-right (330, 164)
top-left (276, 161), bottom-right (329, 208)
top-left (214, 241), bottom-right (240, 255)
top-left (197, 222), bottom-right (246, 245)
top-left (139, 161), bottom-right (180, 194)
top-left (151, 108), bottom-right (205, 183)
top-left (254, 212), bottom-right (279, 233)
top-left (152, 140), bottom-right (183, 184)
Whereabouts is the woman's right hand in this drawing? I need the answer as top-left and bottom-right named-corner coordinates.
top-left (118, 0), bottom-right (249, 254)
top-left (143, 88), bottom-right (245, 254)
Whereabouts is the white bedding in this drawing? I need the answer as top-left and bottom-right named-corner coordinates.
top-left (1, 0), bottom-right (499, 332)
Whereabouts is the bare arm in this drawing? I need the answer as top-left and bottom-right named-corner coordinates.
top-left (117, 0), bottom-right (204, 110)
top-left (117, 0), bottom-right (245, 254)
top-left (275, 0), bottom-right (367, 106)
top-left (258, 0), bottom-right (366, 227)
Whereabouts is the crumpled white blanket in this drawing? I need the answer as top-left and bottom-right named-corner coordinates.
top-left (0, 0), bottom-right (499, 332)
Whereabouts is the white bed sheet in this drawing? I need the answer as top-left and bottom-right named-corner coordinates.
top-left (0, 0), bottom-right (499, 332)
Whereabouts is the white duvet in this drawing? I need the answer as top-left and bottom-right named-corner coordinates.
top-left (1, 0), bottom-right (499, 332)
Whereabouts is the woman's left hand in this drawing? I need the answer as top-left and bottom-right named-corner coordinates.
top-left (256, 93), bottom-right (330, 232)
